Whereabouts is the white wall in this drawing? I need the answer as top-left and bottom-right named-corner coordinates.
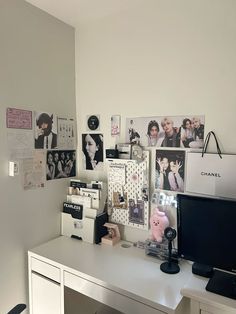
top-left (76, 0), bottom-right (236, 239)
top-left (0, 0), bottom-right (75, 312)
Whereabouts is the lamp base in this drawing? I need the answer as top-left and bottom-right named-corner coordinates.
top-left (160, 261), bottom-right (180, 274)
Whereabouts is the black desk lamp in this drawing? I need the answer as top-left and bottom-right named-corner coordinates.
top-left (160, 227), bottom-right (180, 274)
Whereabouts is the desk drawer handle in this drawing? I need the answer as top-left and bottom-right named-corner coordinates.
top-left (32, 270), bottom-right (60, 285)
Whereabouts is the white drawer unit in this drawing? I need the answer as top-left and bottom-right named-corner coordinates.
top-left (29, 257), bottom-right (61, 314)
top-left (31, 272), bottom-right (61, 314)
top-left (31, 257), bottom-right (60, 282)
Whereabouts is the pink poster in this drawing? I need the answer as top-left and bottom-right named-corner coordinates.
top-left (6, 107), bottom-right (32, 129)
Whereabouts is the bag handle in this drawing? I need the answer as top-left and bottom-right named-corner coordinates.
top-left (201, 131), bottom-right (222, 158)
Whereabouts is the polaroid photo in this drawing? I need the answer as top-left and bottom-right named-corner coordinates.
top-left (112, 191), bottom-right (127, 209)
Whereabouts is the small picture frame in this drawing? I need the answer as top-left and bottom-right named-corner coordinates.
top-left (142, 187), bottom-right (149, 202)
top-left (112, 191), bottom-right (127, 209)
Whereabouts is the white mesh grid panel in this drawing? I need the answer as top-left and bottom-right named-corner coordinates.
top-left (107, 151), bottom-right (149, 230)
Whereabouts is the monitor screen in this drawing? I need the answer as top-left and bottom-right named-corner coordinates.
top-left (177, 194), bottom-right (236, 273)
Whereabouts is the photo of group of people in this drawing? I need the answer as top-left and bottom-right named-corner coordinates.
top-left (155, 150), bottom-right (185, 192)
top-left (46, 150), bottom-right (76, 180)
top-left (126, 115), bottom-right (205, 148)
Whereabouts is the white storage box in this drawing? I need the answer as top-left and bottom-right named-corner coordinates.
top-left (61, 212), bottom-right (95, 244)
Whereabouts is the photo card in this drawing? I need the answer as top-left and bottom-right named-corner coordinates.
top-left (129, 199), bottom-right (144, 225)
top-left (112, 191), bottom-right (128, 209)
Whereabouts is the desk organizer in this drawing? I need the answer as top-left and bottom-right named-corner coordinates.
top-left (145, 239), bottom-right (178, 261)
top-left (61, 180), bottom-right (108, 244)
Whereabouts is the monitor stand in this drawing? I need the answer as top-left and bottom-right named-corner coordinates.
top-left (206, 269), bottom-right (236, 300)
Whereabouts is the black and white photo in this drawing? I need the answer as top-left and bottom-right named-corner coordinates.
top-left (35, 112), bottom-right (57, 149)
top-left (82, 133), bottom-right (104, 170)
top-left (46, 150), bottom-right (76, 180)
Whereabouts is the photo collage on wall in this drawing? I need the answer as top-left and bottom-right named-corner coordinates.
top-left (6, 108), bottom-right (77, 188)
top-left (35, 112), bottom-right (77, 180)
top-left (124, 115), bottom-right (205, 196)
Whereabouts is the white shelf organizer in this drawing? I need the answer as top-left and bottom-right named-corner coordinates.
top-left (106, 151), bottom-right (150, 230)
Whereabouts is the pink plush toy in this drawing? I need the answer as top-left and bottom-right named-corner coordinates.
top-left (150, 209), bottom-right (169, 242)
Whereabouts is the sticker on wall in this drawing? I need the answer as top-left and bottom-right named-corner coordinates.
top-left (108, 163), bottom-right (126, 185)
top-left (57, 117), bottom-right (76, 150)
top-left (87, 115), bottom-right (100, 131)
top-left (22, 150), bottom-right (46, 190)
top-left (111, 115), bottom-right (120, 136)
top-left (6, 107), bottom-right (32, 129)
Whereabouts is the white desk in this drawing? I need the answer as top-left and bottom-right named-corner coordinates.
top-left (28, 236), bottom-right (236, 314)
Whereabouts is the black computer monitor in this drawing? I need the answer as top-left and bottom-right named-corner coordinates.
top-left (177, 194), bottom-right (236, 299)
top-left (177, 194), bottom-right (236, 273)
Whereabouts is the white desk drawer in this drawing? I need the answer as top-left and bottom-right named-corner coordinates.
top-left (64, 271), bottom-right (165, 314)
top-left (31, 257), bottom-right (60, 283)
top-left (31, 272), bottom-right (61, 314)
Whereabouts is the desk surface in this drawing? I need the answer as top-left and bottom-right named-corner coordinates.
top-left (29, 236), bottom-right (192, 314)
top-left (29, 236), bottom-right (236, 314)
